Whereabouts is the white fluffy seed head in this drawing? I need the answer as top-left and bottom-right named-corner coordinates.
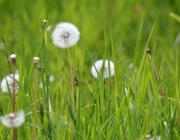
top-left (10, 54), bottom-right (16, 64)
top-left (43, 19), bottom-right (48, 23)
top-left (10, 54), bottom-right (16, 59)
top-left (1, 74), bottom-right (19, 94)
top-left (33, 57), bottom-right (40, 64)
top-left (0, 110), bottom-right (25, 128)
top-left (91, 60), bottom-right (114, 79)
top-left (51, 22), bottom-right (80, 48)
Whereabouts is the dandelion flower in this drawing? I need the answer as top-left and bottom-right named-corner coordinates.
top-left (0, 110), bottom-right (25, 128)
top-left (91, 60), bottom-right (114, 79)
top-left (1, 74), bottom-right (19, 94)
top-left (51, 22), bottom-right (80, 48)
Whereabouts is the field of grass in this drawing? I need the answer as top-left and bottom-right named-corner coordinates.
top-left (1, 0), bottom-right (180, 139)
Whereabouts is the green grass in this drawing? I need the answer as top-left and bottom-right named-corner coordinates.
top-left (1, 0), bottom-right (180, 139)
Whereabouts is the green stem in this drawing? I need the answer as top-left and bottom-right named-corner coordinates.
top-left (12, 58), bottom-right (16, 140)
top-left (32, 63), bottom-right (38, 140)
top-left (67, 49), bottom-right (75, 113)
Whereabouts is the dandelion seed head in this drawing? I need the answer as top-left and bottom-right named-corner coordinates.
top-left (10, 54), bottom-right (16, 59)
top-left (43, 19), bottom-right (48, 23)
top-left (33, 57), bottom-right (40, 64)
top-left (91, 60), bottom-right (114, 79)
top-left (0, 110), bottom-right (25, 128)
top-left (1, 74), bottom-right (19, 94)
top-left (51, 22), bottom-right (80, 48)
top-left (10, 54), bottom-right (16, 64)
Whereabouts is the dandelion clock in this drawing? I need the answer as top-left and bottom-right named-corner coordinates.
top-left (51, 22), bottom-right (80, 48)
top-left (0, 110), bottom-right (25, 128)
top-left (1, 74), bottom-right (19, 94)
top-left (51, 22), bottom-right (80, 113)
top-left (91, 60), bottom-right (114, 79)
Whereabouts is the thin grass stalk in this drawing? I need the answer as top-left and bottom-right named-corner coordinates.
top-left (109, 24), bottom-right (118, 111)
top-left (42, 20), bottom-right (56, 139)
top-left (146, 48), bottom-right (165, 97)
top-left (2, 38), bottom-right (12, 74)
top-left (48, 98), bottom-right (53, 120)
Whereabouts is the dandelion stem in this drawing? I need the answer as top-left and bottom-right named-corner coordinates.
top-left (12, 64), bottom-right (16, 113)
top-left (32, 57), bottom-right (39, 140)
top-left (12, 78), bottom-right (16, 140)
top-left (104, 80), bottom-right (106, 100)
top-left (12, 129), bottom-right (16, 140)
top-left (67, 49), bottom-right (75, 113)
top-left (146, 48), bottom-right (165, 97)
top-left (10, 54), bottom-right (16, 140)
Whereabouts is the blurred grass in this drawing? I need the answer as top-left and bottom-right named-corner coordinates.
top-left (0, 0), bottom-right (180, 139)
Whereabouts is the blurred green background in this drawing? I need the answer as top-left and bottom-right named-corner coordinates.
top-left (0, 0), bottom-right (180, 91)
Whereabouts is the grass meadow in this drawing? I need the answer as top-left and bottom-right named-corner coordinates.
top-left (1, 0), bottom-right (180, 139)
